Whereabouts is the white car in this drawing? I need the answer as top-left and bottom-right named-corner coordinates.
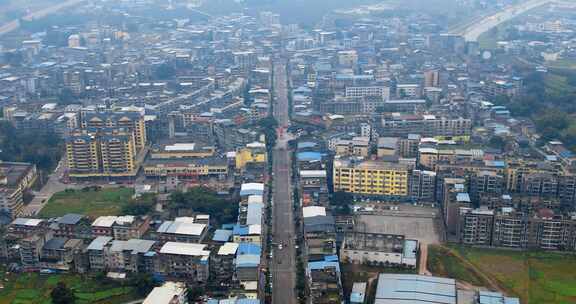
top-left (278, 244), bottom-right (283, 250)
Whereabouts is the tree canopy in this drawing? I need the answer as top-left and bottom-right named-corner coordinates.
top-left (51, 282), bottom-right (75, 304)
top-left (0, 121), bottom-right (63, 172)
top-left (168, 187), bottom-right (238, 224)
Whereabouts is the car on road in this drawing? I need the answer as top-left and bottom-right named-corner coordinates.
top-left (278, 244), bottom-right (283, 250)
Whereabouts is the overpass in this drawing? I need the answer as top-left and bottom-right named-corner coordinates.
top-left (448, 0), bottom-right (557, 42)
top-left (0, 0), bottom-right (87, 36)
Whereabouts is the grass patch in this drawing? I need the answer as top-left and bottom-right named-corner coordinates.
top-left (428, 245), bottom-right (576, 304)
top-left (428, 245), bottom-right (488, 287)
top-left (544, 73), bottom-right (575, 96)
top-left (0, 272), bottom-right (138, 304)
top-left (38, 187), bottom-right (134, 218)
top-left (547, 58), bottom-right (576, 71)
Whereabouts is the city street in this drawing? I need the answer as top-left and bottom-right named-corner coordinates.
top-left (271, 61), bottom-right (297, 304)
top-left (22, 157), bottom-right (76, 217)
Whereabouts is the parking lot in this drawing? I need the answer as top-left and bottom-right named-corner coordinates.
top-left (355, 205), bottom-right (443, 244)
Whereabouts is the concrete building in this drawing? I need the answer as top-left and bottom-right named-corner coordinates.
top-left (143, 282), bottom-right (188, 304)
top-left (66, 128), bottom-right (138, 179)
top-left (159, 242), bottom-right (210, 282)
top-left (333, 158), bottom-right (409, 197)
top-left (380, 114), bottom-right (471, 137)
top-left (156, 219), bottom-right (208, 243)
top-left (340, 233), bottom-right (418, 268)
top-left (0, 162), bottom-right (38, 218)
top-left (335, 137), bottom-right (370, 158)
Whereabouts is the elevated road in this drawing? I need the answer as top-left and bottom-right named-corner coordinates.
top-left (0, 0), bottom-right (87, 36)
top-left (449, 0), bottom-right (556, 42)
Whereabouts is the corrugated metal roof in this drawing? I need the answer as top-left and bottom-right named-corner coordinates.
top-left (159, 242), bottom-right (210, 256)
top-left (157, 221), bottom-right (206, 236)
top-left (237, 242), bottom-right (261, 256)
top-left (235, 255), bottom-right (260, 268)
top-left (217, 242), bottom-right (239, 255)
top-left (11, 218), bottom-right (43, 226)
top-left (212, 229), bottom-right (233, 242)
top-left (375, 274), bottom-right (456, 304)
top-left (58, 214), bottom-right (84, 225)
top-left (86, 236), bottom-right (113, 251)
top-left (246, 201), bottom-right (263, 226)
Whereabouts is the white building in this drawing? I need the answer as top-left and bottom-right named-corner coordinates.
top-left (143, 281), bottom-right (188, 304)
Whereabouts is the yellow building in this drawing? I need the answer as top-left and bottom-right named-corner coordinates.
top-left (66, 129), bottom-right (138, 178)
top-left (235, 142), bottom-right (267, 169)
top-left (333, 159), bottom-right (409, 196)
top-left (143, 157), bottom-right (228, 178)
top-left (81, 112), bottom-right (147, 150)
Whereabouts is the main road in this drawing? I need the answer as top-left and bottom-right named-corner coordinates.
top-left (449, 0), bottom-right (557, 42)
top-left (270, 61), bottom-right (297, 304)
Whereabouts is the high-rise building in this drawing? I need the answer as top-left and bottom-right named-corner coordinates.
top-left (81, 112), bottom-right (147, 150)
top-left (66, 128), bottom-right (138, 178)
top-left (424, 70), bottom-right (440, 87)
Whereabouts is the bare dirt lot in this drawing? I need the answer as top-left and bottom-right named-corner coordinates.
top-left (355, 205), bottom-right (443, 244)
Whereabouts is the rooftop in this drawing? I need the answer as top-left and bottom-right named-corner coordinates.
top-left (157, 221), bottom-right (206, 236)
top-left (159, 242), bottom-right (210, 257)
top-left (375, 274), bottom-right (456, 304)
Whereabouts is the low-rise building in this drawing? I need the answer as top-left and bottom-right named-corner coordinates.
top-left (159, 242), bottom-right (210, 282)
top-left (156, 219), bottom-right (208, 243)
top-left (143, 282), bottom-right (188, 304)
top-left (340, 232), bottom-right (418, 268)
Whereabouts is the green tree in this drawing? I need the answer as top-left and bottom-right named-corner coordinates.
top-left (131, 273), bottom-right (159, 296)
top-left (187, 286), bottom-right (204, 302)
top-left (488, 136), bottom-right (506, 150)
top-left (168, 187), bottom-right (239, 224)
top-left (331, 191), bottom-right (353, 215)
top-left (51, 282), bottom-right (75, 304)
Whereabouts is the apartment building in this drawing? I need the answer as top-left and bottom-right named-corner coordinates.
top-left (333, 158), bottom-right (409, 197)
top-left (345, 86), bottom-right (390, 99)
top-left (335, 137), bottom-right (370, 158)
top-left (457, 207), bottom-right (495, 246)
top-left (66, 128), bottom-right (138, 178)
top-left (91, 216), bottom-right (151, 240)
top-left (0, 162), bottom-right (38, 218)
top-left (409, 170), bottom-right (437, 202)
top-left (159, 242), bottom-right (210, 282)
top-left (457, 207), bottom-right (576, 251)
top-left (396, 84), bottom-right (421, 98)
top-left (379, 114), bottom-right (471, 137)
top-left (81, 112), bottom-right (147, 150)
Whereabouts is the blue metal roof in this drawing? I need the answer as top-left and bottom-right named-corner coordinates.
top-left (307, 261), bottom-right (340, 272)
top-left (212, 229), bottom-right (233, 242)
top-left (236, 300), bottom-right (260, 304)
top-left (233, 224), bottom-right (249, 236)
top-left (324, 255), bottom-right (339, 262)
top-left (297, 151), bottom-right (322, 161)
top-left (456, 193), bottom-right (471, 203)
top-left (236, 255), bottom-right (260, 268)
top-left (479, 291), bottom-right (520, 304)
top-left (297, 142), bottom-right (318, 149)
top-left (237, 242), bottom-right (261, 256)
top-left (222, 223), bottom-right (235, 230)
